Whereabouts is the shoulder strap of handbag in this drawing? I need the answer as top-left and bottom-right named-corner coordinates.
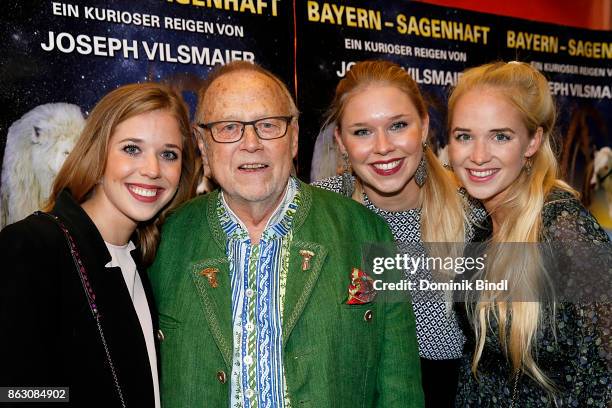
top-left (36, 211), bottom-right (126, 408)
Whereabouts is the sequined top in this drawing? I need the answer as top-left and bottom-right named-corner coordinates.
top-left (456, 190), bottom-right (611, 407)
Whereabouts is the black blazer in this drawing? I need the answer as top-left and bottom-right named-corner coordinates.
top-left (0, 190), bottom-right (158, 407)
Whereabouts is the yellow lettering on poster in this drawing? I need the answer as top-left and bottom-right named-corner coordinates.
top-left (506, 30), bottom-right (559, 53)
top-left (396, 15), bottom-right (489, 45)
top-left (306, 1), bottom-right (381, 30)
top-left (568, 39), bottom-right (612, 59)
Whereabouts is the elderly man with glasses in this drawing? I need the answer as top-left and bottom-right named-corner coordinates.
top-left (149, 61), bottom-right (423, 408)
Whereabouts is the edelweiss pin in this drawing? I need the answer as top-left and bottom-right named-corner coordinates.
top-left (200, 267), bottom-right (219, 288)
top-left (299, 250), bottom-right (315, 271)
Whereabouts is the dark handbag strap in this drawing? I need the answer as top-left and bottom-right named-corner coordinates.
top-left (37, 212), bottom-right (126, 408)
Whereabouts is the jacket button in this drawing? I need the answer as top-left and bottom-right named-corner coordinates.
top-left (157, 329), bottom-right (165, 342)
top-left (217, 370), bottom-right (227, 384)
top-left (364, 310), bottom-right (373, 322)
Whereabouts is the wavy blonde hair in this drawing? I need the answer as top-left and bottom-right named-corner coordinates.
top-left (448, 61), bottom-right (576, 389)
top-left (45, 82), bottom-right (196, 265)
top-left (324, 60), bottom-right (465, 244)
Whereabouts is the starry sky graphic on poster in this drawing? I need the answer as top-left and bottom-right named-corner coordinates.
top-left (0, 0), bottom-right (293, 158)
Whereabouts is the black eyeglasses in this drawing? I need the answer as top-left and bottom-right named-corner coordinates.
top-left (196, 116), bottom-right (294, 143)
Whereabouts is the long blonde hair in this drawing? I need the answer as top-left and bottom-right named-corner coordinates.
top-left (324, 60), bottom-right (465, 243)
top-left (448, 61), bottom-right (576, 389)
top-left (45, 82), bottom-right (196, 265)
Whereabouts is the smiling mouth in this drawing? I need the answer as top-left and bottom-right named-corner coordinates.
top-left (127, 184), bottom-right (164, 202)
top-left (467, 168), bottom-right (499, 181)
top-left (371, 158), bottom-right (403, 175)
top-left (239, 163), bottom-right (268, 171)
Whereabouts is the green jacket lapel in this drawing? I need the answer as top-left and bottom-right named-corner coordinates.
top-left (282, 181), bottom-right (328, 346)
top-left (190, 257), bottom-right (233, 367)
top-left (282, 240), bottom-right (327, 347)
top-left (189, 190), bottom-right (233, 367)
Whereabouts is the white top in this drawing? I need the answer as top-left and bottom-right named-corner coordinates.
top-left (105, 241), bottom-right (160, 408)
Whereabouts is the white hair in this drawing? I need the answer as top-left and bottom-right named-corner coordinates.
top-left (591, 147), bottom-right (612, 185)
top-left (310, 122), bottom-right (340, 182)
top-left (591, 146), bottom-right (612, 219)
top-left (1, 103), bottom-right (85, 227)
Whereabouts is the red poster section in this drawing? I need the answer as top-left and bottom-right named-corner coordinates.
top-left (418, 0), bottom-right (611, 30)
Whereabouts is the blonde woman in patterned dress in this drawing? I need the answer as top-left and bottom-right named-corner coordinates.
top-left (448, 61), bottom-right (610, 407)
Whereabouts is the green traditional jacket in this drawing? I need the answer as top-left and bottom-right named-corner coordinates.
top-left (149, 181), bottom-right (424, 407)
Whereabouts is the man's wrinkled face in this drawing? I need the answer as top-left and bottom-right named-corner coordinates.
top-left (198, 71), bottom-right (298, 211)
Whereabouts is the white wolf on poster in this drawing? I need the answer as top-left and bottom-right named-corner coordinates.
top-left (0, 103), bottom-right (85, 228)
top-left (591, 147), bottom-right (612, 217)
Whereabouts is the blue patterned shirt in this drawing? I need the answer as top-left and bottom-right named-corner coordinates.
top-left (219, 178), bottom-right (300, 408)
